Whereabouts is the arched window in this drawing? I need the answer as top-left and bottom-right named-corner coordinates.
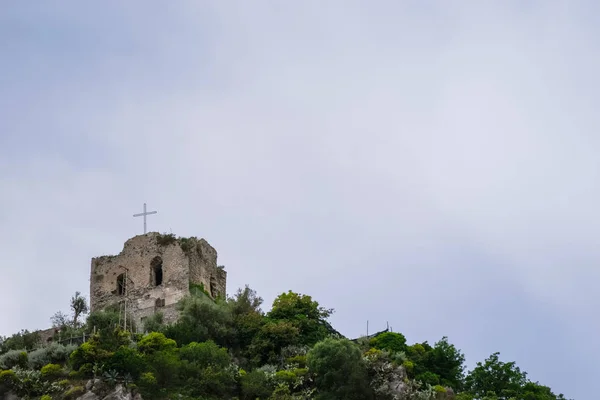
top-left (151, 256), bottom-right (163, 286)
top-left (117, 273), bottom-right (126, 296)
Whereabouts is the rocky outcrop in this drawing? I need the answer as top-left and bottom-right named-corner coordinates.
top-left (75, 381), bottom-right (142, 400)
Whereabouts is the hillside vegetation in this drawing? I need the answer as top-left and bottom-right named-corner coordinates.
top-left (0, 286), bottom-right (570, 400)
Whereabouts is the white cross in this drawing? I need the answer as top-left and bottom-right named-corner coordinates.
top-left (133, 203), bottom-right (157, 234)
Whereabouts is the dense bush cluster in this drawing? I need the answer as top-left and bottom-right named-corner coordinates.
top-left (0, 286), bottom-right (571, 400)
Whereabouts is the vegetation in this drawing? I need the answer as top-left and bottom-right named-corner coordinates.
top-left (0, 286), bottom-right (571, 400)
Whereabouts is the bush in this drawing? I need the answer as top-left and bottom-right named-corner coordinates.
top-left (369, 332), bottom-right (407, 353)
top-left (104, 346), bottom-right (147, 379)
top-left (240, 369), bottom-right (273, 400)
top-left (9, 368), bottom-right (63, 397)
top-left (40, 364), bottom-right (63, 380)
top-left (28, 344), bottom-right (77, 370)
top-left (0, 369), bottom-right (17, 392)
top-left (307, 338), bottom-right (373, 400)
top-left (41, 395), bottom-right (52, 400)
top-left (0, 350), bottom-right (28, 369)
top-left (137, 332), bottom-right (177, 355)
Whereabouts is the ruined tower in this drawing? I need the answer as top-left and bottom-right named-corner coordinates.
top-left (89, 233), bottom-right (227, 330)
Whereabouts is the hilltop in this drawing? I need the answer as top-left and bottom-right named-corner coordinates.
top-left (0, 284), bottom-right (571, 400)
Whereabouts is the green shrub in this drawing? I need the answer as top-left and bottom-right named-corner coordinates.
top-left (156, 233), bottom-right (177, 246)
top-left (416, 371), bottom-right (440, 386)
top-left (434, 384), bottom-right (446, 393)
top-left (274, 370), bottom-right (296, 385)
top-left (0, 369), bottom-right (16, 391)
top-left (240, 370), bottom-right (273, 400)
top-left (40, 363), bottom-right (63, 380)
top-left (105, 346), bottom-right (146, 379)
top-left (41, 395), bottom-right (52, 400)
top-left (403, 360), bottom-right (414, 374)
top-left (369, 332), bottom-right (408, 353)
top-left (0, 350), bottom-right (28, 369)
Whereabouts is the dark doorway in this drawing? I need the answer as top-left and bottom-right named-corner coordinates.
top-left (151, 256), bottom-right (163, 286)
top-left (210, 276), bottom-right (217, 298)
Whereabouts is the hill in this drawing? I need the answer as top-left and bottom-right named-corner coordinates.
top-left (0, 286), bottom-right (571, 400)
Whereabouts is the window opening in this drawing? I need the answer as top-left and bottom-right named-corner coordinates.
top-left (151, 256), bottom-right (163, 286)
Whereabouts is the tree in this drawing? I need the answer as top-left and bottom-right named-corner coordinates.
top-left (268, 291), bottom-right (334, 346)
top-left (426, 336), bottom-right (466, 390)
top-left (70, 291), bottom-right (89, 328)
top-left (369, 332), bottom-right (407, 353)
top-left (465, 352), bottom-right (527, 399)
top-left (307, 338), bottom-right (373, 400)
top-left (164, 294), bottom-right (234, 348)
top-left (50, 311), bottom-right (69, 329)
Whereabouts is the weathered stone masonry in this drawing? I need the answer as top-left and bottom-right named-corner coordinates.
top-left (89, 233), bottom-right (227, 330)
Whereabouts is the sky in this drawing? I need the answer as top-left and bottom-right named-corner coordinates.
top-left (0, 1), bottom-right (597, 398)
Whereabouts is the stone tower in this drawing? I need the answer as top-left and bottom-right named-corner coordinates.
top-left (89, 233), bottom-right (227, 329)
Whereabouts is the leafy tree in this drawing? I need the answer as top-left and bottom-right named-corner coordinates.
top-left (369, 332), bottom-right (407, 353)
top-left (307, 338), bottom-right (373, 400)
top-left (138, 333), bottom-right (180, 391)
top-left (240, 369), bottom-right (273, 400)
top-left (70, 292), bottom-right (89, 328)
top-left (164, 294), bottom-right (234, 348)
top-left (50, 311), bottom-right (70, 329)
top-left (465, 352), bottom-right (528, 399)
top-left (426, 336), bottom-right (466, 390)
top-left (142, 312), bottom-right (165, 334)
top-left (227, 285), bottom-right (266, 365)
top-left (249, 321), bottom-right (301, 366)
top-left (268, 291), bottom-right (334, 346)
top-left (0, 330), bottom-right (40, 353)
top-left (179, 341), bottom-right (236, 399)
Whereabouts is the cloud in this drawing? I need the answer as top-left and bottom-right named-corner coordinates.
top-left (1, 1), bottom-right (597, 397)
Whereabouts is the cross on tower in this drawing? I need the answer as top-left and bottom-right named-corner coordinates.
top-left (133, 203), bottom-right (157, 234)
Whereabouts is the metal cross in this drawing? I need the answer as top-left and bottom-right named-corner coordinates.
top-left (133, 203), bottom-right (157, 234)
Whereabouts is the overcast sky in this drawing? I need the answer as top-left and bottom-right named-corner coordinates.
top-left (1, 1), bottom-right (597, 398)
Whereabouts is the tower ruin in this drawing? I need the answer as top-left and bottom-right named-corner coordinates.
top-left (89, 233), bottom-right (227, 330)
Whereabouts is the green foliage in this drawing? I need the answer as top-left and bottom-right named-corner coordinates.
top-left (189, 282), bottom-right (211, 298)
top-left (41, 395), bottom-right (52, 400)
top-left (240, 369), bottom-right (273, 400)
top-left (28, 343), bottom-right (77, 370)
top-left (70, 291), bottom-right (89, 328)
top-left (0, 284), bottom-right (570, 400)
top-left (4, 368), bottom-right (63, 398)
top-left (178, 340), bottom-right (237, 398)
top-left (0, 350), bottom-right (28, 369)
top-left (137, 332), bottom-right (177, 355)
top-left (178, 236), bottom-right (196, 254)
top-left (427, 336), bottom-right (466, 389)
top-left (142, 312), bottom-right (165, 333)
top-left (0, 330), bottom-right (40, 353)
top-left (165, 294), bottom-right (234, 348)
top-left (465, 352), bottom-right (528, 399)
top-left (40, 363), bottom-right (63, 380)
top-left (268, 291), bottom-right (334, 347)
top-left (249, 321), bottom-right (301, 366)
top-left (104, 346), bottom-right (146, 379)
top-left (307, 338), bottom-right (373, 400)
top-left (156, 233), bottom-right (177, 246)
top-left (369, 331), bottom-right (407, 353)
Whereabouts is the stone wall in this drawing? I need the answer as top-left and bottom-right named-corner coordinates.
top-left (90, 233), bottom-right (227, 329)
